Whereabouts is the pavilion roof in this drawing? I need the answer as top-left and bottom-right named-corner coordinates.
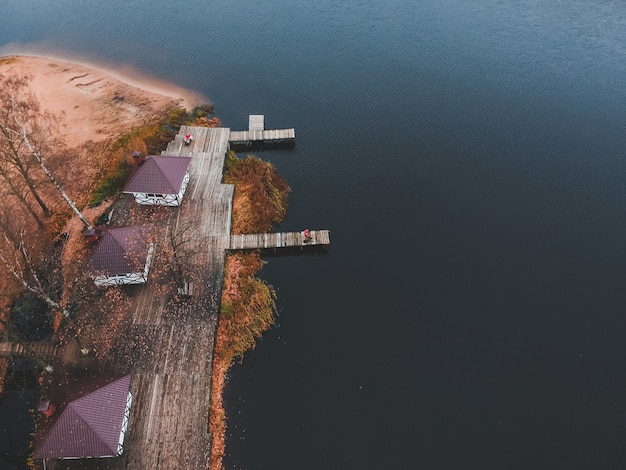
top-left (87, 226), bottom-right (151, 276)
top-left (123, 155), bottom-right (191, 194)
top-left (34, 375), bottom-right (131, 459)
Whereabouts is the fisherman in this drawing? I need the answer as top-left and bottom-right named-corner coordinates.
top-left (184, 133), bottom-right (194, 145)
top-left (303, 228), bottom-right (312, 243)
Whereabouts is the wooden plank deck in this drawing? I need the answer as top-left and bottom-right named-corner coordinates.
top-left (0, 341), bottom-right (59, 359)
top-left (228, 114), bottom-right (294, 143)
top-left (249, 114), bottom-right (264, 131)
top-left (163, 126), bottom-right (229, 158)
top-left (229, 230), bottom-right (330, 250)
top-left (228, 128), bottom-right (295, 143)
top-left (92, 126), bottom-right (235, 470)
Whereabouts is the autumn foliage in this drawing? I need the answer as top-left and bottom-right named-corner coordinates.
top-left (0, 91), bottom-right (217, 340)
top-left (224, 153), bottom-right (290, 234)
top-left (0, 71), bottom-right (286, 470)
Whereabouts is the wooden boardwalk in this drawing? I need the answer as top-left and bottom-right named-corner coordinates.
top-left (230, 230), bottom-right (330, 250)
top-left (47, 121), bottom-right (327, 470)
top-left (228, 114), bottom-right (295, 144)
top-left (248, 114), bottom-right (264, 131)
top-left (0, 341), bottom-right (58, 360)
top-left (87, 126), bottom-right (235, 470)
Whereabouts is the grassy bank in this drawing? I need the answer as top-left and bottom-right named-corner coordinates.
top-left (209, 154), bottom-right (290, 470)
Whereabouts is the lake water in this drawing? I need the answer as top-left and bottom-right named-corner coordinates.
top-left (3, 0), bottom-right (626, 468)
top-left (0, 373), bottom-right (38, 469)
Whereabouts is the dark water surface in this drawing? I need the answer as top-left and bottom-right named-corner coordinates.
top-left (0, 376), bottom-right (38, 470)
top-left (3, 1), bottom-right (626, 468)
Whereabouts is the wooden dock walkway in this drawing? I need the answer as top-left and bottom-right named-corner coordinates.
top-left (228, 114), bottom-right (295, 145)
top-left (230, 230), bottom-right (330, 250)
top-left (98, 125), bottom-right (235, 470)
top-left (0, 341), bottom-right (58, 360)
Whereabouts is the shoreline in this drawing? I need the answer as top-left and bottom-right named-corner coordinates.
top-left (0, 51), bottom-right (206, 110)
top-left (0, 54), bottom-right (206, 144)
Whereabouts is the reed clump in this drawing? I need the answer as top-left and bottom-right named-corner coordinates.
top-left (224, 152), bottom-right (290, 233)
top-left (209, 153), bottom-right (289, 470)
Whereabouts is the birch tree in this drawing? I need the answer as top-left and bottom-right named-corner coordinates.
top-left (0, 203), bottom-right (68, 317)
top-left (0, 74), bottom-right (92, 229)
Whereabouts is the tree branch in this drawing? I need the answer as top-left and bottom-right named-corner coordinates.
top-left (20, 129), bottom-right (93, 230)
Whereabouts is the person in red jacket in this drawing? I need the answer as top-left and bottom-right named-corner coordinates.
top-left (303, 228), bottom-right (312, 243)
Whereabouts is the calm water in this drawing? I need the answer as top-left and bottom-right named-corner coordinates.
top-left (3, 1), bottom-right (626, 468)
top-left (0, 375), bottom-right (38, 470)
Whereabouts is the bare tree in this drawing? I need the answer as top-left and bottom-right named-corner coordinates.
top-left (0, 74), bottom-right (92, 229)
top-left (0, 76), bottom-right (53, 220)
top-left (168, 210), bottom-right (200, 286)
top-left (0, 204), bottom-right (69, 317)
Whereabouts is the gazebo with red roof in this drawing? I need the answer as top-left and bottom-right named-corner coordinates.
top-left (34, 375), bottom-right (133, 460)
top-left (87, 226), bottom-right (154, 286)
top-left (123, 155), bottom-right (192, 206)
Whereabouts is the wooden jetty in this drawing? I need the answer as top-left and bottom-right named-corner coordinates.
top-left (230, 230), bottom-right (330, 250)
top-left (228, 115), bottom-right (295, 145)
top-left (108, 125), bottom-right (235, 470)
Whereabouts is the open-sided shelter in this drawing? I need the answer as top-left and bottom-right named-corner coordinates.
top-left (87, 226), bottom-right (154, 286)
top-left (123, 155), bottom-right (192, 206)
top-left (34, 375), bottom-right (133, 460)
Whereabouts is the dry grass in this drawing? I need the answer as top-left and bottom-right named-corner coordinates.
top-left (224, 154), bottom-right (290, 234)
top-left (209, 155), bottom-right (288, 470)
top-left (210, 252), bottom-right (277, 469)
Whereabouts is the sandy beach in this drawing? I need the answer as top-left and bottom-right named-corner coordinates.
top-left (0, 55), bottom-right (204, 144)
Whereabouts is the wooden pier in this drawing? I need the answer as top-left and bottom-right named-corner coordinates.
top-left (0, 339), bottom-right (85, 367)
top-left (230, 230), bottom-right (330, 250)
top-left (228, 115), bottom-right (295, 145)
top-left (110, 125), bottom-right (235, 470)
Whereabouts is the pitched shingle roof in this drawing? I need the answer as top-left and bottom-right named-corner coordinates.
top-left (34, 375), bottom-right (131, 459)
top-left (123, 155), bottom-right (191, 194)
top-left (87, 226), bottom-right (150, 276)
